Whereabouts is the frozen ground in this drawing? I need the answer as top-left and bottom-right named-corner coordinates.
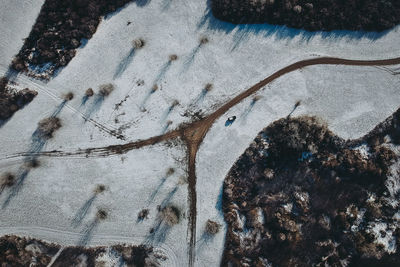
top-left (0, 0), bottom-right (400, 266)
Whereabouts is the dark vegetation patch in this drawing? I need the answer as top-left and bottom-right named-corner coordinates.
top-left (0, 235), bottom-right (162, 266)
top-left (114, 244), bottom-right (166, 266)
top-left (11, 0), bottom-right (135, 78)
top-left (222, 108), bottom-right (400, 266)
top-left (0, 76), bottom-right (37, 122)
top-left (211, 0), bottom-right (400, 32)
top-left (0, 235), bottom-right (59, 266)
top-left (52, 246), bottom-right (105, 267)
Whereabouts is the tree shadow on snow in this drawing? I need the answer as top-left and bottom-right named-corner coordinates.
top-left (161, 0), bottom-right (172, 11)
top-left (147, 176), bottom-right (167, 204)
top-left (80, 95), bottom-right (90, 106)
top-left (0, 118), bottom-right (10, 128)
top-left (4, 67), bottom-right (18, 82)
top-left (196, 231), bottom-right (216, 253)
top-left (160, 120), bottom-right (174, 134)
top-left (144, 220), bottom-right (171, 245)
top-left (1, 101), bottom-right (66, 208)
top-left (83, 94), bottom-right (105, 121)
top-left (181, 44), bottom-right (202, 73)
top-left (144, 187), bottom-right (178, 244)
top-left (78, 219), bottom-right (99, 246)
top-left (215, 184), bottom-right (224, 218)
top-left (71, 195), bottom-right (97, 227)
top-left (159, 186), bottom-right (178, 209)
top-left (160, 102), bottom-right (178, 123)
top-left (194, 88), bottom-right (209, 105)
top-left (136, 0), bottom-right (151, 7)
top-left (154, 61), bottom-right (172, 84)
top-left (239, 98), bottom-right (258, 124)
top-left (113, 48), bottom-right (136, 80)
top-left (140, 60), bottom-right (173, 109)
top-left (197, 0), bottom-right (389, 53)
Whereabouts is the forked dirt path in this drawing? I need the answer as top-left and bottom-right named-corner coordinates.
top-left (3, 56), bottom-right (400, 266)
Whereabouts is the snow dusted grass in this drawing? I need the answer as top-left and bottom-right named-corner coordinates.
top-left (0, 0), bottom-right (400, 266)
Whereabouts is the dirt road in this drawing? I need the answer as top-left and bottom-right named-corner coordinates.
top-left (3, 56), bottom-right (400, 266)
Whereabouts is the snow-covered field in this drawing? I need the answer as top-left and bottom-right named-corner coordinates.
top-left (0, 0), bottom-right (400, 266)
top-left (0, 0), bottom-right (45, 68)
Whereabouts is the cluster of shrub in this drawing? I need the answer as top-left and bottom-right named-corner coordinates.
top-left (11, 0), bottom-right (134, 77)
top-left (0, 235), bottom-right (162, 266)
top-left (211, 0), bottom-right (400, 31)
top-left (222, 109), bottom-right (400, 266)
top-left (0, 77), bottom-right (37, 122)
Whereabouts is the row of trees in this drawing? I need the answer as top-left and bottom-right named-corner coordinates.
top-left (211, 0), bottom-right (400, 31)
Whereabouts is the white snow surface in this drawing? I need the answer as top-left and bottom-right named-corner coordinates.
top-left (0, 0), bottom-right (45, 68)
top-left (0, 0), bottom-right (400, 266)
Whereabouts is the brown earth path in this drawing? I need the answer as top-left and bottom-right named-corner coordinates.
top-left (3, 56), bottom-right (400, 266)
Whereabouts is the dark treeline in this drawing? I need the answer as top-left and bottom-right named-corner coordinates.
top-left (211, 0), bottom-right (400, 32)
top-left (12, 0), bottom-right (135, 77)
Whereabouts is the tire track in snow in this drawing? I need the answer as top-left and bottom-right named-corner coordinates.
top-left (3, 56), bottom-right (400, 266)
top-left (0, 65), bottom-right (126, 140)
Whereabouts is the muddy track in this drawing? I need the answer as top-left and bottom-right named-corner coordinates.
top-left (3, 56), bottom-right (400, 266)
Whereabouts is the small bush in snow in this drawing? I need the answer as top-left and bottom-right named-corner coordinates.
top-left (151, 84), bottom-right (158, 93)
top-left (205, 83), bottom-right (213, 92)
top-left (63, 92), bottom-right (74, 101)
top-left (169, 54), bottom-right (178, 61)
top-left (37, 117), bottom-right (62, 139)
top-left (24, 158), bottom-right (40, 169)
top-left (160, 206), bottom-right (180, 226)
top-left (171, 100), bottom-right (179, 107)
top-left (166, 168), bottom-right (175, 176)
top-left (132, 38), bottom-right (145, 49)
top-left (85, 88), bottom-right (94, 97)
top-left (253, 95), bottom-right (262, 102)
top-left (205, 219), bottom-right (221, 235)
top-left (99, 83), bottom-right (115, 97)
top-left (96, 209), bottom-right (108, 221)
top-left (200, 36), bottom-right (209, 45)
top-left (138, 209), bottom-right (150, 220)
top-left (94, 184), bottom-right (106, 194)
top-left (1, 172), bottom-right (15, 188)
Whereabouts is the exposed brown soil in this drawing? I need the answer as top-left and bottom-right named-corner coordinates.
top-left (221, 111), bottom-right (400, 266)
top-left (0, 235), bottom-right (160, 267)
top-left (211, 0), bottom-right (400, 32)
top-left (11, 0), bottom-right (135, 78)
top-left (4, 56), bottom-right (400, 266)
